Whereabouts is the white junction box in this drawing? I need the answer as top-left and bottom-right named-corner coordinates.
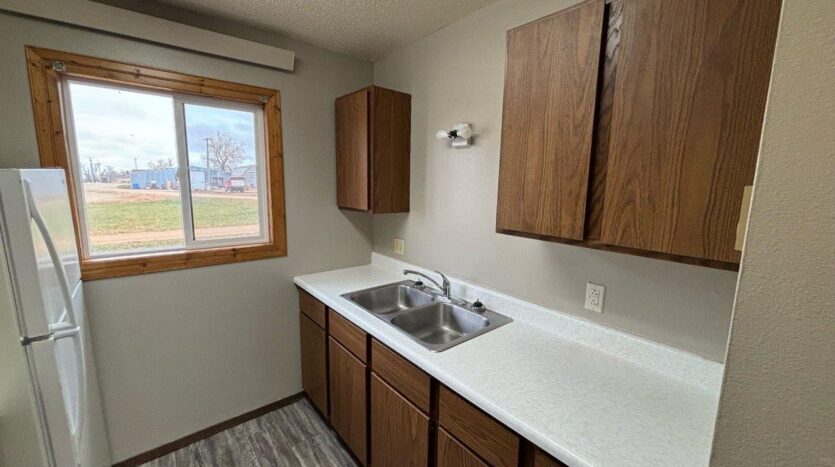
top-left (585, 282), bottom-right (605, 313)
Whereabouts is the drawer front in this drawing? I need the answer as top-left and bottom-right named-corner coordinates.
top-left (371, 339), bottom-right (431, 413)
top-left (329, 310), bottom-right (367, 363)
top-left (298, 288), bottom-right (326, 328)
top-left (437, 428), bottom-right (488, 467)
top-left (438, 387), bottom-right (519, 467)
top-left (534, 449), bottom-right (568, 467)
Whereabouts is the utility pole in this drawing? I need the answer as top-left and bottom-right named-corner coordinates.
top-left (88, 157), bottom-right (95, 183)
top-left (204, 137), bottom-right (212, 190)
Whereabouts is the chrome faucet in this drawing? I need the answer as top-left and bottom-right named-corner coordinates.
top-left (403, 269), bottom-right (452, 301)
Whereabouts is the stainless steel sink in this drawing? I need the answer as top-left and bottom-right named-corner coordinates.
top-left (342, 280), bottom-right (434, 315)
top-left (342, 280), bottom-right (512, 352)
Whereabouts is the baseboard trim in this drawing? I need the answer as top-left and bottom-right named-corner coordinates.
top-left (112, 391), bottom-right (306, 466)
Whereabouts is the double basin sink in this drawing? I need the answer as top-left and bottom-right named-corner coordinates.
top-left (341, 280), bottom-right (512, 352)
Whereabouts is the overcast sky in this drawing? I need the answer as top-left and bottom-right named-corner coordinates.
top-left (68, 81), bottom-right (257, 171)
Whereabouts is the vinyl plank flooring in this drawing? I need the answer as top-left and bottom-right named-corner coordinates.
top-left (142, 399), bottom-right (357, 467)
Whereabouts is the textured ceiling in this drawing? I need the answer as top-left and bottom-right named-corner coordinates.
top-left (153, 0), bottom-right (498, 60)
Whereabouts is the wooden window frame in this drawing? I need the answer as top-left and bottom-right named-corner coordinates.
top-left (24, 46), bottom-right (287, 280)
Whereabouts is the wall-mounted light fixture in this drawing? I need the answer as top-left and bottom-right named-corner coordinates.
top-left (436, 123), bottom-right (473, 148)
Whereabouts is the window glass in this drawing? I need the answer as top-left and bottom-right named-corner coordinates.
top-left (66, 81), bottom-right (184, 256)
top-left (183, 103), bottom-right (262, 242)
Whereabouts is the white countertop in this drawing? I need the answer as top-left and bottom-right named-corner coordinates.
top-left (294, 254), bottom-right (722, 467)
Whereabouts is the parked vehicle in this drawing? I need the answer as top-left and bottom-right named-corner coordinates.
top-left (226, 176), bottom-right (246, 193)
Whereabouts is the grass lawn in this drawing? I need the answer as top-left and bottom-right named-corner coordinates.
top-left (86, 197), bottom-right (259, 235)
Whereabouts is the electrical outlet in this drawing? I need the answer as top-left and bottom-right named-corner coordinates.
top-left (584, 282), bottom-right (605, 313)
top-left (393, 238), bottom-right (405, 256)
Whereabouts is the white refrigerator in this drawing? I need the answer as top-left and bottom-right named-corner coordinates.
top-left (0, 169), bottom-right (111, 466)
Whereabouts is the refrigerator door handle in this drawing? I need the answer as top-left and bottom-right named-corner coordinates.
top-left (22, 179), bottom-right (76, 327)
top-left (23, 179), bottom-right (88, 453)
top-left (20, 325), bottom-right (81, 346)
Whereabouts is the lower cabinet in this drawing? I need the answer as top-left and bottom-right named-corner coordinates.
top-left (296, 292), bottom-right (567, 467)
top-left (370, 373), bottom-right (429, 466)
top-left (299, 312), bottom-right (327, 416)
top-left (437, 427), bottom-right (487, 467)
top-left (329, 337), bottom-right (367, 464)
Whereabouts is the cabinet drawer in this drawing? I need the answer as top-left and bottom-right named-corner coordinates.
top-left (438, 387), bottom-right (519, 467)
top-left (298, 288), bottom-right (326, 328)
top-left (437, 428), bottom-right (487, 467)
top-left (329, 310), bottom-right (367, 363)
top-left (371, 339), bottom-right (430, 413)
top-left (534, 449), bottom-right (568, 467)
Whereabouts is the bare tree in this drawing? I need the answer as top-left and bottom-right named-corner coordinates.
top-left (207, 132), bottom-right (245, 173)
top-left (147, 158), bottom-right (175, 170)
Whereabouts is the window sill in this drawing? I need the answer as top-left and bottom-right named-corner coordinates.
top-left (80, 241), bottom-right (286, 280)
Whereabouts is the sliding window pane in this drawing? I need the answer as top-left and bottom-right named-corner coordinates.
top-left (183, 103), bottom-right (262, 242)
top-left (66, 81), bottom-right (184, 256)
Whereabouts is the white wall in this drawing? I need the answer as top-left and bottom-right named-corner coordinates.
top-left (710, 0), bottom-right (835, 464)
top-left (0, 11), bottom-right (373, 462)
top-left (372, 0), bottom-right (738, 361)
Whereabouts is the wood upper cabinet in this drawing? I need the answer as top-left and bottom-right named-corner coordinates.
top-left (599, 0), bottom-right (782, 263)
top-left (496, 0), bottom-right (605, 241)
top-left (299, 312), bottom-right (327, 417)
top-left (496, 0), bottom-right (781, 269)
top-left (370, 373), bottom-right (429, 467)
top-left (329, 337), bottom-right (367, 464)
top-left (336, 85), bottom-right (411, 213)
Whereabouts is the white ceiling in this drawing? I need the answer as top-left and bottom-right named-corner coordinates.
top-left (154, 0), bottom-right (498, 61)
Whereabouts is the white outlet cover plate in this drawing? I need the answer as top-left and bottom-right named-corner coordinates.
top-left (393, 238), bottom-right (405, 256)
top-left (585, 282), bottom-right (605, 313)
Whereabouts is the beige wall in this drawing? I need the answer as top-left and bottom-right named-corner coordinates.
top-left (372, 0), bottom-right (738, 361)
top-left (0, 11), bottom-right (373, 462)
top-left (710, 0), bottom-right (835, 464)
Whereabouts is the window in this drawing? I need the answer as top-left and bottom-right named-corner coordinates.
top-left (25, 47), bottom-right (286, 279)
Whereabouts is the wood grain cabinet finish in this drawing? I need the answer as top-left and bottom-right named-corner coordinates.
top-left (437, 428), bottom-right (488, 467)
top-left (329, 310), bottom-right (367, 363)
top-left (298, 288), bottom-right (326, 329)
top-left (299, 312), bottom-right (327, 417)
top-left (496, 0), bottom-right (605, 241)
top-left (336, 85), bottom-right (411, 213)
top-left (329, 338), bottom-right (367, 464)
top-left (370, 373), bottom-right (429, 467)
top-left (370, 339), bottom-right (431, 413)
top-left (533, 449), bottom-right (568, 467)
top-left (599, 0), bottom-right (782, 263)
top-left (438, 386), bottom-right (520, 467)
top-left (495, 0), bottom-right (781, 269)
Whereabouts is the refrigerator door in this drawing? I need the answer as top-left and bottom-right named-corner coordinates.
top-left (0, 169), bottom-right (81, 340)
top-left (0, 169), bottom-right (110, 466)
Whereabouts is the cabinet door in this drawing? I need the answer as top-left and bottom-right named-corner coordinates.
top-left (600, 0), bottom-right (781, 262)
top-left (329, 338), bottom-right (367, 464)
top-left (336, 88), bottom-right (369, 211)
top-left (437, 428), bottom-right (487, 467)
top-left (496, 0), bottom-right (605, 240)
top-left (370, 373), bottom-right (429, 467)
top-left (300, 313), bottom-right (327, 417)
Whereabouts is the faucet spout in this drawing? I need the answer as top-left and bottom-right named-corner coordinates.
top-left (403, 269), bottom-right (452, 300)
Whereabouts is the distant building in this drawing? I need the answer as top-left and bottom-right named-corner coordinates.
top-left (130, 166), bottom-right (230, 190)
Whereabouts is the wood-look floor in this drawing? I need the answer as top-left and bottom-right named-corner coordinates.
top-left (142, 399), bottom-right (357, 467)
